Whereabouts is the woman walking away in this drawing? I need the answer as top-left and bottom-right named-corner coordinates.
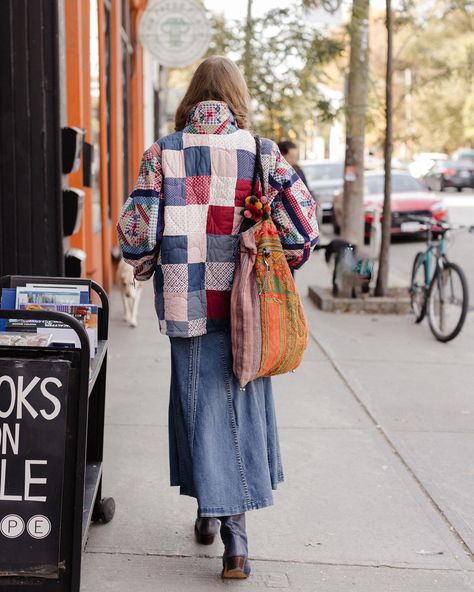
top-left (117, 56), bottom-right (319, 580)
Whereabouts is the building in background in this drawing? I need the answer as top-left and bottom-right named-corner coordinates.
top-left (0, 0), bottom-right (152, 291)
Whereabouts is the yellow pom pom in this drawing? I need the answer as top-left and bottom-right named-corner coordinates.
top-left (245, 196), bottom-right (252, 205)
top-left (255, 201), bottom-right (263, 209)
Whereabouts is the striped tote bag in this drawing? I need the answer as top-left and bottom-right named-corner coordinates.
top-left (230, 137), bottom-right (309, 388)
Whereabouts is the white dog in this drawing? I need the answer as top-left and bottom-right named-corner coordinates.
top-left (116, 259), bottom-right (143, 328)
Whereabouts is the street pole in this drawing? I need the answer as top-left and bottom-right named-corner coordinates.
top-left (342, 0), bottom-right (370, 247)
top-left (375, 0), bottom-right (393, 296)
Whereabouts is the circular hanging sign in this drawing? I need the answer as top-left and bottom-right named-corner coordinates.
top-left (139, 0), bottom-right (212, 68)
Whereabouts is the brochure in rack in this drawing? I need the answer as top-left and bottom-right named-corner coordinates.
top-left (0, 281), bottom-right (97, 358)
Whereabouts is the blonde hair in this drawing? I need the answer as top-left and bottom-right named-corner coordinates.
top-left (175, 56), bottom-right (251, 131)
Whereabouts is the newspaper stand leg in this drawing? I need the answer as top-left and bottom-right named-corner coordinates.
top-left (0, 276), bottom-right (114, 592)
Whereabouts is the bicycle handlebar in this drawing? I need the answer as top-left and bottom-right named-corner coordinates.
top-left (405, 215), bottom-right (474, 234)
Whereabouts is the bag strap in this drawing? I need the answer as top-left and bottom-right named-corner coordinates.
top-left (239, 136), bottom-right (266, 234)
top-left (251, 135), bottom-right (266, 197)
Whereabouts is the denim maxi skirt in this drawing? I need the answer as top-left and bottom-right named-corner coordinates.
top-left (168, 330), bottom-right (284, 517)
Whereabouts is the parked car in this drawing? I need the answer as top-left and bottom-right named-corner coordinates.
top-left (408, 152), bottom-right (448, 179)
top-left (298, 160), bottom-right (344, 222)
top-left (422, 159), bottom-right (474, 192)
top-left (452, 148), bottom-right (474, 164)
top-left (332, 170), bottom-right (448, 239)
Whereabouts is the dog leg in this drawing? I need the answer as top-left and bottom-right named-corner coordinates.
top-left (121, 292), bottom-right (129, 323)
top-left (130, 290), bottom-right (141, 328)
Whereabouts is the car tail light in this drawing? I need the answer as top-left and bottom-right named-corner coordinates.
top-left (432, 210), bottom-right (447, 221)
top-left (365, 211), bottom-right (382, 224)
top-left (442, 168), bottom-right (457, 176)
top-left (431, 203), bottom-right (447, 221)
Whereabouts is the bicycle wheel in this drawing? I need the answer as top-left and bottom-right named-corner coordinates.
top-left (427, 261), bottom-right (469, 342)
top-left (410, 252), bottom-right (427, 322)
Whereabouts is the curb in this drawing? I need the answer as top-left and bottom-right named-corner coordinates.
top-left (308, 285), bottom-right (411, 314)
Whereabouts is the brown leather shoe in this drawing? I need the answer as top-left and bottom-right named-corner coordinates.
top-left (194, 517), bottom-right (220, 545)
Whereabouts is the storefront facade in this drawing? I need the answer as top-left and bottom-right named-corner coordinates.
top-left (0, 0), bottom-right (151, 292)
top-left (64, 0), bottom-right (148, 291)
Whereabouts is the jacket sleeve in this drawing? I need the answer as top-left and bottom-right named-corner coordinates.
top-left (267, 142), bottom-right (319, 269)
top-left (116, 144), bottom-right (164, 281)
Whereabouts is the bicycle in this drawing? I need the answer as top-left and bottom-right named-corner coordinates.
top-left (408, 216), bottom-right (473, 342)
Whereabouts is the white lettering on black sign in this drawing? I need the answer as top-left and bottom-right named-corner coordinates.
top-left (0, 358), bottom-right (70, 576)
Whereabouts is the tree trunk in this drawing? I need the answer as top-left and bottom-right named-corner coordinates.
top-left (243, 0), bottom-right (253, 90)
top-left (375, 0), bottom-right (393, 296)
top-left (342, 0), bottom-right (370, 247)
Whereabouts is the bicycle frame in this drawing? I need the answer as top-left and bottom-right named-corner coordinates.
top-left (409, 216), bottom-right (472, 341)
top-left (416, 231), bottom-right (448, 291)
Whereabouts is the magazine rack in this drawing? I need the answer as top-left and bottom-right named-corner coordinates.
top-left (0, 276), bottom-right (114, 592)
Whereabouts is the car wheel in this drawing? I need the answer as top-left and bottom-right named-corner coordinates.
top-left (457, 186), bottom-right (463, 193)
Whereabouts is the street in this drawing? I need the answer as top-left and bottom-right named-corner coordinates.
top-left (319, 189), bottom-right (474, 304)
top-left (81, 220), bottom-right (474, 591)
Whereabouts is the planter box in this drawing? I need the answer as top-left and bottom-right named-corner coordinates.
top-left (308, 285), bottom-right (411, 314)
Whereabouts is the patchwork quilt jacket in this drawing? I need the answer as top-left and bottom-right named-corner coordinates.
top-left (117, 100), bottom-right (319, 338)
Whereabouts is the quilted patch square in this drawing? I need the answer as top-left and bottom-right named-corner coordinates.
top-left (207, 130), bottom-right (254, 151)
top-left (188, 233), bottom-right (207, 263)
top-left (117, 201), bottom-right (160, 252)
top-left (163, 292), bottom-right (188, 321)
top-left (187, 290), bottom-right (206, 320)
top-left (236, 149), bottom-right (255, 180)
top-left (188, 318), bottom-right (207, 336)
top-left (206, 289), bottom-right (231, 319)
top-left (205, 261), bottom-right (234, 291)
top-left (185, 176), bottom-right (211, 205)
top-left (207, 234), bottom-right (236, 262)
top-left (188, 262), bottom-right (205, 291)
top-left (160, 133), bottom-right (183, 151)
top-left (187, 204), bottom-right (209, 233)
top-left (134, 156), bottom-right (160, 190)
top-left (184, 146), bottom-right (211, 177)
top-left (206, 205), bottom-right (234, 235)
top-left (162, 149), bottom-right (185, 178)
top-left (209, 176), bottom-right (237, 206)
top-left (260, 138), bottom-right (273, 155)
top-left (163, 178), bottom-right (186, 205)
top-left (182, 133), bottom-right (211, 148)
top-left (160, 236), bottom-right (188, 264)
top-left (154, 290), bottom-right (165, 318)
top-left (153, 265), bottom-right (164, 291)
top-left (165, 320), bottom-right (190, 336)
top-left (210, 147), bottom-right (238, 178)
top-left (162, 264), bottom-right (188, 293)
top-left (235, 179), bottom-right (254, 207)
top-left (163, 206), bottom-right (187, 236)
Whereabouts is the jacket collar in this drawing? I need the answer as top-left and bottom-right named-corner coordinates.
top-left (185, 100), bottom-right (238, 135)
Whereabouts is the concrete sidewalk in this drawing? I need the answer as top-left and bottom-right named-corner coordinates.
top-left (82, 252), bottom-right (474, 591)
